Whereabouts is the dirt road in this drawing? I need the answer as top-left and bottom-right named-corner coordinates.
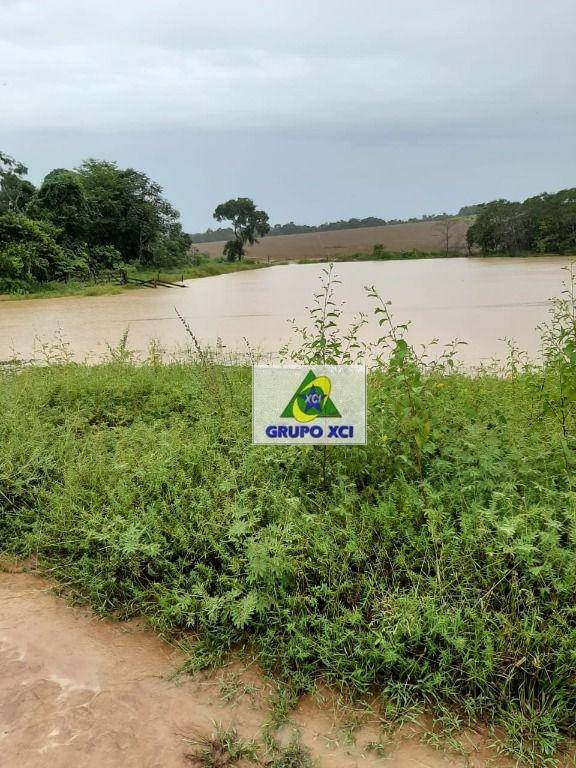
top-left (0, 568), bottom-right (500, 767)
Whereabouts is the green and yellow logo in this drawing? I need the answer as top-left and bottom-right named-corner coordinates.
top-left (281, 369), bottom-right (341, 423)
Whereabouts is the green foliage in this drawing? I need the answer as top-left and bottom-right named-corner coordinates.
top-left (468, 189), bottom-right (576, 255)
top-left (0, 260), bottom-right (263, 301)
top-left (28, 169), bottom-right (89, 242)
top-left (0, 213), bottom-right (72, 284)
top-left (149, 223), bottom-right (194, 267)
top-left (0, 243), bottom-right (34, 292)
top-left (0, 175), bottom-right (35, 215)
top-left (222, 239), bottom-right (245, 262)
top-left (214, 198), bottom-right (270, 261)
top-left (88, 244), bottom-right (123, 273)
top-left (76, 159), bottom-right (181, 263)
top-left (457, 204), bottom-right (483, 216)
top-left (190, 226), bottom-right (234, 243)
top-left (0, 150), bottom-right (194, 292)
top-left (372, 243), bottom-right (388, 259)
top-left (269, 216), bottom-right (388, 236)
top-left (0, 151), bottom-right (35, 214)
top-left (280, 263), bottom-right (368, 365)
top-left (0, 150), bottom-right (27, 178)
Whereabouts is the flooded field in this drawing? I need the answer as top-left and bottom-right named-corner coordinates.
top-left (0, 256), bottom-right (571, 366)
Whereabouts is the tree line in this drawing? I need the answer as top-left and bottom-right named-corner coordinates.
top-left (467, 189), bottom-right (576, 254)
top-left (2, 146), bottom-right (574, 293)
top-left (0, 151), bottom-right (192, 292)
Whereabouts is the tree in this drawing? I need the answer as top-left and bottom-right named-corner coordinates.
top-left (0, 154), bottom-right (192, 291)
top-left (213, 198), bottom-right (270, 261)
top-left (466, 200), bottom-right (530, 254)
top-left (434, 218), bottom-right (462, 257)
top-left (28, 169), bottom-right (89, 242)
top-left (530, 189), bottom-right (576, 254)
top-left (76, 159), bottom-right (181, 263)
top-left (149, 222), bottom-right (193, 267)
top-left (0, 151), bottom-right (35, 214)
top-left (0, 151), bottom-right (26, 178)
top-left (465, 193), bottom-right (576, 255)
top-left (457, 204), bottom-right (482, 217)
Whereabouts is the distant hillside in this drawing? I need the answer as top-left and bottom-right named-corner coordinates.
top-left (198, 218), bottom-right (471, 262)
top-left (190, 212), bottom-right (457, 244)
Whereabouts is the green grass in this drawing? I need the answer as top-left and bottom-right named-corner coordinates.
top-left (0, 260), bottom-right (266, 301)
top-left (0, 358), bottom-right (575, 762)
top-left (135, 261), bottom-right (266, 283)
top-left (1, 270), bottom-right (576, 765)
top-left (296, 247), bottom-right (574, 265)
top-left (0, 281), bottom-right (128, 300)
top-left (296, 248), bottom-right (457, 264)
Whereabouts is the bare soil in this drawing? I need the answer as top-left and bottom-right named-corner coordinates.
top-left (197, 220), bottom-right (471, 261)
top-left (0, 566), bottom-right (508, 767)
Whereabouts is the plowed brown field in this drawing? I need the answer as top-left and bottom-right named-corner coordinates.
top-left (197, 218), bottom-right (471, 261)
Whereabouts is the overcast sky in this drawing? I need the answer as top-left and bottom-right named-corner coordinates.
top-left (1, 0), bottom-right (575, 230)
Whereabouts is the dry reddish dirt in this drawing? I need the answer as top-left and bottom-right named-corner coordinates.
top-left (197, 220), bottom-right (471, 262)
top-left (0, 567), bottom-right (509, 768)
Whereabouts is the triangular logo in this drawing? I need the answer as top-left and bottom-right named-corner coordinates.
top-left (281, 370), bottom-right (341, 423)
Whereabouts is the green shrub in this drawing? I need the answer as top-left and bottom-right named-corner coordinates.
top-left (372, 243), bottom-right (389, 259)
top-left (89, 244), bottom-right (122, 272)
top-left (0, 213), bottom-right (72, 282)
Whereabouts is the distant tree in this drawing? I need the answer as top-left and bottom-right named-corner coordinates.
top-left (458, 204), bottom-right (483, 217)
top-left (434, 218), bottom-right (462, 256)
top-left (467, 200), bottom-right (532, 254)
top-left (0, 151), bottom-right (26, 178)
top-left (189, 226), bottom-right (234, 244)
top-left (528, 189), bottom-right (576, 254)
top-left (0, 151), bottom-right (35, 213)
top-left (213, 198), bottom-right (270, 261)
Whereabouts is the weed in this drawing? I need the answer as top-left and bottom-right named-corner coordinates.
top-left (219, 672), bottom-right (260, 706)
top-left (184, 727), bottom-right (258, 767)
top-left (264, 685), bottom-right (300, 733)
top-left (263, 733), bottom-right (315, 768)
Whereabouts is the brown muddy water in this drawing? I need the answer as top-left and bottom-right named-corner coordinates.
top-left (0, 568), bottom-right (506, 768)
top-left (0, 257), bottom-right (572, 366)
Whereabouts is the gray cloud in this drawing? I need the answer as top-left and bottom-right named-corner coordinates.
top-left (1, 0), bottom-right (575, 228)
